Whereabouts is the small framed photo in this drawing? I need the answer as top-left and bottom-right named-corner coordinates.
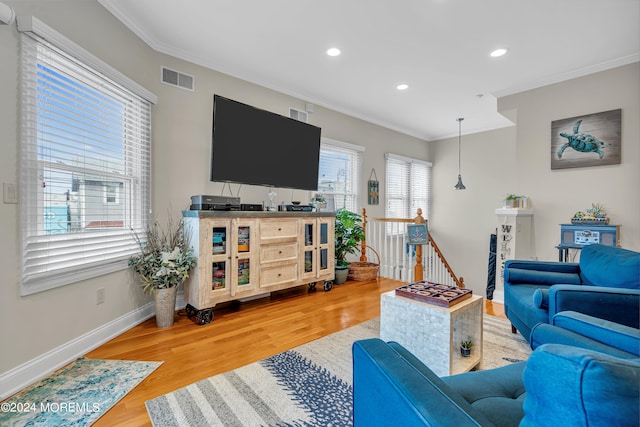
top-left (407, 223), bottom-right (428, 245)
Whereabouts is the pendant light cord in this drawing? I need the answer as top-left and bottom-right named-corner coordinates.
top-left (457, 117), bottom-right (463, 174)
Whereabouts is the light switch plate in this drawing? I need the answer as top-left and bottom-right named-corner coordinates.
top-left (3, 182), bottom-right (17, 204)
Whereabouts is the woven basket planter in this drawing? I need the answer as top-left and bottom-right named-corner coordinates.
top-left (347, 246), bottom-right (380, 281)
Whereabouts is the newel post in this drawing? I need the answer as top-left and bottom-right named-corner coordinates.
top-left (360, 208), bottom-right (368, 262)
top-left (414, 208), bottom-right (425, 281)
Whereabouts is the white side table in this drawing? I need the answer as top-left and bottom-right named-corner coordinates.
top-left (380, 291), bottom-right (483, 377)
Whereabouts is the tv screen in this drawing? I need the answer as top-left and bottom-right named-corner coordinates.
top-left (211, 95), bottom-right (321, 191)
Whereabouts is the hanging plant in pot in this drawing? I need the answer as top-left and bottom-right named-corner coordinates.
top-left (129, 214), bottom-right (197, 328)
top-left (334, 208), bottom-right (365, 285)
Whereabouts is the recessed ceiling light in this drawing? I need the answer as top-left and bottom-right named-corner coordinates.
top-left (327, 47), bottom-right (341, 57)
top-left (396, 83), bottom-right (409, 90)
top-left (490, 48), bottom-right (508, 58)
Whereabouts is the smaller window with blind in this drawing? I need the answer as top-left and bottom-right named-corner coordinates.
top-left (385, 153), bottom-right (432, 223)
top-left (18, 17), bottom-right (155, 295)
top-left (317, 139), bottom-right (364, 213)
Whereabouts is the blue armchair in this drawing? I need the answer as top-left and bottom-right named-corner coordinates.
top-left (503, 244), bottom-right (640, 341)
top-left (352, 314), bottom-right (640, 426)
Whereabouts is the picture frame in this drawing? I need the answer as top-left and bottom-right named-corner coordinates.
top-left (551, 109), bottom-right (621, 170)
top-left (407, 223), bottom-right (428, 245)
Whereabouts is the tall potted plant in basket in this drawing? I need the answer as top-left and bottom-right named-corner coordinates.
top-left (129, 215), bottom-right (197, 328)
top-left (334, 208), bottom-right (365, 285)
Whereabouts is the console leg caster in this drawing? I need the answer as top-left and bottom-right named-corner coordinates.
top-left (186, 304), bottom-right (213, 325)
top-left (308, 282), bottom-right (317, 293)
top-left (323, 281), bottom-right (333, 292)
top-left (511, 324), bottom-right (517, 334)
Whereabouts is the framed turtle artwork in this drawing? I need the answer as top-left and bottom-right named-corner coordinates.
top-left (551, 109), bottom-right (621, 170)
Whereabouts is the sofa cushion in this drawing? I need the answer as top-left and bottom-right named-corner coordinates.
top-left (504, 284), bottom-right (549, 338)
top-left (579, 244), bottom-right (640, 289)
top-left (442, 361), bottom-right (526, 427)
top-left (521, 344), bottom-right (640, 427)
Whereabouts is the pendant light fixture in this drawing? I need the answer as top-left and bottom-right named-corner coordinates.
top-left (454, 117), bottom-right (466, 190)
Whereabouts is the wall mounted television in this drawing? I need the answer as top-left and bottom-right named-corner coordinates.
top-left (211, 95), bottom-right (322, 191)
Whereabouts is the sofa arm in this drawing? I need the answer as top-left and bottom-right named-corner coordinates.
top-left (548, 285), bottom-right (640, 328)
top-left (552, 311), bottom-right (640, 355)
top-left (530, 311), bottom-right (640, 358)
top-left (504, 260), bottom-right (581, 286)
top-left (352, 339), bottom-right (491, 427)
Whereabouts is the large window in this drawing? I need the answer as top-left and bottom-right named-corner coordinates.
top-left (317, 138), bottom-right (363, 212)
top-left (19, 17), bottom-right (156, 295)
top-left (385, 153), bottom-right (432, 221)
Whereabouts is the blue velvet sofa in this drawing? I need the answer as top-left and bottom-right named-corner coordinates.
top-left (352, 313), bottom-right (640, 426)
top-left (503, 244), bottom-right (640, 341)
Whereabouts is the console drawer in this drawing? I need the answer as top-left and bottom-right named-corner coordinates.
top-left (260, 242), bottom-right (298, 263)
top-left (260, 263), bottom-right (297, 287)
top-left (260, 220), bottom-right (298, 241)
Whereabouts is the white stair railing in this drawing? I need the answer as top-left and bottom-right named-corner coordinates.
top-left (362, 209), bottom-right (464, 287)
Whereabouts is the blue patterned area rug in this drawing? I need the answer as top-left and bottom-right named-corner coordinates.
top-left (0, 357), bottom-right (162, 427)
top-left (146, 316), bottom-right (530, 426)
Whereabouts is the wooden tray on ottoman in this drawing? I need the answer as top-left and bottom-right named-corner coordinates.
top-left (395, 281), bottom-right (472, 307)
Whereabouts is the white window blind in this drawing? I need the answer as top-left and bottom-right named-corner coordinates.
top-left (317, 138), bottom-right (363, 212)
top-left (18, 17), bottom-right (156, 295)
top-left (385, 153), bottom-right (432, 221)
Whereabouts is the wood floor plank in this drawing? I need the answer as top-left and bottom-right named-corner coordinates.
top-left (85, 278), bottom-right (505, 426)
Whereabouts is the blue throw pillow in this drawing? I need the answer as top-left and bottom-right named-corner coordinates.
top-left (506, 268), bottom-right (581, 285)
top-left (532, 288), bottom-right (549, 309)
top-left (579, 244), bottom-right (640, 289)
top-left (521, 344), bottom-right (640, 427)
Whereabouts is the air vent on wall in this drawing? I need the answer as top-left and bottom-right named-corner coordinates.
top-left (289, 107), bottom-right (308, 123)
top-left (161, 66), bottom-right (194, 91)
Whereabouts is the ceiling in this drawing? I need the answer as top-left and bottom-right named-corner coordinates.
top-left (98, 0), bottom-right (639, 141)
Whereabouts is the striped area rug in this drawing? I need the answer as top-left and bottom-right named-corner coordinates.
top-left (146, 315), bottom-right (530, 426)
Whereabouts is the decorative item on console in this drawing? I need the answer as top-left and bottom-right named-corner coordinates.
top-left (310, 193), bottom-right (327, 211)
top-left (571, 203), bottom-right (609, 224)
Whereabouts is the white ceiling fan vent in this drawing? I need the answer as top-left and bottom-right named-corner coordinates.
top-left (161, 66), bottom-right (194, 91)
top-left (289, 107), bottom-right (308, 123)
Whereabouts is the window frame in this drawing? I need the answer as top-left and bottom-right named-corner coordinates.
top-left (317, 137), bottom-right (364, 213)
top-left (18, 16), bottom-right (157, 295)
top-left (385, 153), bottom-right (432, 222)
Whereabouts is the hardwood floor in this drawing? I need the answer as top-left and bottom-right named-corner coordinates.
top-left (86, 278), bottom-right (505, 426)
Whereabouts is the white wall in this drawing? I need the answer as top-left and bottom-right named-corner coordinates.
top-left (430, 63), bottom-right (640, 299)
top-left (0, 0), bottom-right (428, 389)
top-left (430, 126), bottom-right (518, 295)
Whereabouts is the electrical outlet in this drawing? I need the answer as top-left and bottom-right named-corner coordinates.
top-left (96, 288), bottom-right (105, 305)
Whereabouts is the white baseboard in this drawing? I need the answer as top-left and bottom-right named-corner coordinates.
top-left (0, 302), bottom-right (156, 400)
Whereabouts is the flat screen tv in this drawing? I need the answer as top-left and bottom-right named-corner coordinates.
top-left (211, 95), bottom-right (322, 191)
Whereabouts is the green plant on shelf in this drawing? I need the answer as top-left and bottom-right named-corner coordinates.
top-left (460, 340), bottom-right (474, 349)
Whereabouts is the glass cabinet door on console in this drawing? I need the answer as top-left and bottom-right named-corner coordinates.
top-left (205, 219), bottom-right (232, 297)
top-left (231, 220), bottom-right (257, 296)
top-left (301, 219), bottom-right (317, 280)
top-left (300, 218), bottom-right (334, 282)
top-left (317, 217), bottom-right (334, 280)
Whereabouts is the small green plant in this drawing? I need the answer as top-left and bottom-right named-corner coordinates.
top-left (460, 340), bottom-right (474, 349)
top-left (334, 208), bottom-right (365, 267)
top-left (505, 193), bottom-right (521, 201)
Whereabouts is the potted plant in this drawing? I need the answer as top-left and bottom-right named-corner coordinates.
top-left (460, 340), bottom-right (474, 357)
top-left (334, 208), bottom-right (365, 285)
top-left (129, 214), bottom-right (197, 328)
top-left (503, 194), bottom-right (521, 208)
